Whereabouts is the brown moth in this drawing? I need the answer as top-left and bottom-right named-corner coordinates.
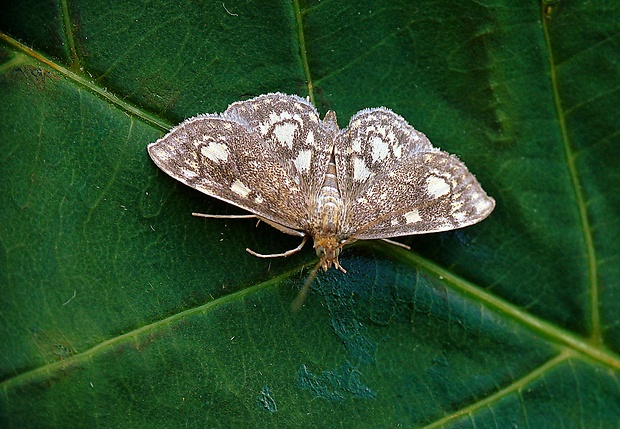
top-left (148, 93), bottom-right (495, 272)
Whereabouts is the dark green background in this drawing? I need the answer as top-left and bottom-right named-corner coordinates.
top-left (1, 0), bottom-right (619, 427)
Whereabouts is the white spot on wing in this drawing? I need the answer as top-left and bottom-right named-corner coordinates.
top-left (273, 122), bottom-right (297, 149)
top-left (426, 176), bottom-right (450, 198)
top-left (294, 149), bottom-right (312, 173)
top-left (306, 130), bottom-right (315, 146)
top-left (404, 210), bottom-right (422, 224)
top-left (181, 169), bottom-right (198, 179)
top-left (201, 142), bottom-right (229, 163)
top-left (476, 198), bottom-right (494, 213)
top-left (353, 157), bottom-right (374, 181)
top-left (258, 122), bottom-right (270, 134)
top-left (453, 211), bottom-right (467, 222)
top-left (151, 146), bottom-right (170, 161)
top-left (393, 143), bottom-right (402, 158)
top-left (371, 136), bottom-right (390, 161)
top-left (231, 179), bottom-right (251, 198)
top-left (269, 111), bottom-right (292, 123)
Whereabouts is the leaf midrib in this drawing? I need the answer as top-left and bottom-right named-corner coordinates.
top-left (293, 0), bottom-right (315, 103)
top-left (0, 33), bottom-right (170, 132)
top-left (388, 243), bottom-right (620, 372)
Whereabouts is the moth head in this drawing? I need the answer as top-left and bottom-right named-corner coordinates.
top-left (313, 237), bottom-right (346, 273)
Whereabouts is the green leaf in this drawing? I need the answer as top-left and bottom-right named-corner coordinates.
top-left (1, 0), bottom-right (619, 427)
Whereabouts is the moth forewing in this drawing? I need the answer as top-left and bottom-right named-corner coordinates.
top-left (147, 114), bottom-right (309, 233)
top-left (339, 151), bottom-right (496, 241)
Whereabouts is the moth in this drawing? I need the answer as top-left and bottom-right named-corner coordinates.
top-left (148, 93), bottom-right (495, 272)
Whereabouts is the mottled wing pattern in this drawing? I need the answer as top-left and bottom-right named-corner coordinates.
top-left (335, 108), bottom-right (495, 240)
top-left (224, 93), bottom-right (338, 196)
top-left (148, 115), bottom-right (310, 231)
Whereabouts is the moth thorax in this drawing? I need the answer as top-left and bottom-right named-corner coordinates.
top-left (313, 236), bottom-right (343, 272)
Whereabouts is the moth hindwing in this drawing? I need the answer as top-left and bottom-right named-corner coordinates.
top-left (148, 92), bottom-right (495, 272)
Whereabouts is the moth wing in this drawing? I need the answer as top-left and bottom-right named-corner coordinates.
top-left (148, 115), bottom-right (310, 232)
top-left (223, 93), bottom-right (337, 196)
top-left (334, 108), bottom-right (495, 239)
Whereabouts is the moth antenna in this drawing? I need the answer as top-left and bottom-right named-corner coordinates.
top-left (380, 238), bottom-right (411, 250)
top-left (291, 260), bottom-right (322, 312)
top-left (192, 212), bottom-right (257, 219)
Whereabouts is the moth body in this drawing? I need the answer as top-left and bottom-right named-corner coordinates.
top-left (310, 148), bottom-right (347, 272)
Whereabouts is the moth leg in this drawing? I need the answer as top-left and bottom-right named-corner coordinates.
top-left (256, 217), bottom-right (306, 237)
top-left (380, 238), bottom-right (411, 250)
top-left (246, 234), bottom-right (309, 258)
top-left (192, 212), bottom-right (258, 219)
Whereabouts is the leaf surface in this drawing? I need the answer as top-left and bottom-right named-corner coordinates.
top-left (1, 0), bottom-right (619, 427)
